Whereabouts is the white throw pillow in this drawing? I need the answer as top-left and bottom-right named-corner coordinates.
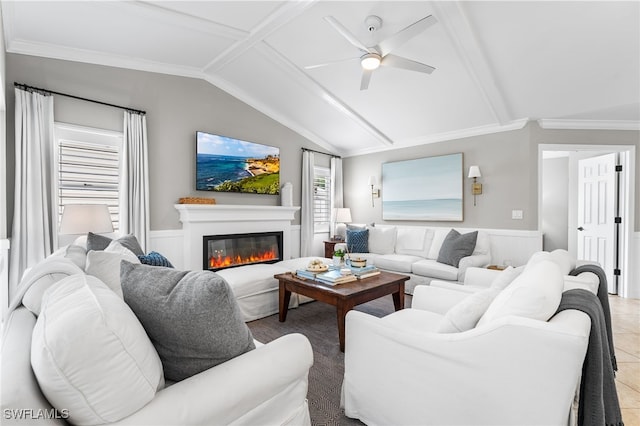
top-left (395, 228), bottom-right (433, 258)
top-left (368, 226), bottom-right (397, 255)
top-left (427, 229), bottom-right (450, 259)
top-left (85, 250), bottom-right (140, 298)
top-left (477, 260), bottom-right (564, 327)
top-left (437, 287), bottom-right (501, 333)
top-left (489, 266), bottom-right (524, 291)
top-left (525, 250), bottom-right (573, 275)
top-left (472, 231), bottom-right (490, 256)
top-left (31, 274), bottom-right (164, 426)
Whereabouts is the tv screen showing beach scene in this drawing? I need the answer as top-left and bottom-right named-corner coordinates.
top-left (382, 153), bottom-right (463, 221)
top-left (196, 132), bottom-right (280, 194)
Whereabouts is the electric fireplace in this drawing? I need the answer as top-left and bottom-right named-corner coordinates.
top-left (203, 231), bottom-right (283, 271)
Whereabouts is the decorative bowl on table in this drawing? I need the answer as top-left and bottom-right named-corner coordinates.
top-left (307, 259), bottom-right (329, 272)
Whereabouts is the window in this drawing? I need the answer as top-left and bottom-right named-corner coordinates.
top-left (54, 123), bottom-right (123, 235)
top-left (313, 166), bottom-right (331, 233)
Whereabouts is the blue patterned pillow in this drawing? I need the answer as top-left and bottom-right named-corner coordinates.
top-left (347, 228), bottom-right (369, 253)
top-left (138, 251), bottom-right (174, 268)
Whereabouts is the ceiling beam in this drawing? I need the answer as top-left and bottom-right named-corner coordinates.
top-left (430, 1), bottom-right (512, 125)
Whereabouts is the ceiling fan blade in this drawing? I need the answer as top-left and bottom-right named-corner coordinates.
top-left (376, 15), bottom-right (437, 56)
top-left (382, 54), bottom-right (435, 74)
top-left (304, 57), bottom-right (358, 70)
top-left (360, 69), bottom-right (373, 91)
top-left (324, 16), bottom-right (371, 53)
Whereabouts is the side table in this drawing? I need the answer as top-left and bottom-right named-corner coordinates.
top-left (323, 240), bottom-right (343, 259)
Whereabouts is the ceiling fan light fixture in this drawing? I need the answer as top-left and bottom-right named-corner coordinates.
top-left (361, 53), bottom-right (381, 70)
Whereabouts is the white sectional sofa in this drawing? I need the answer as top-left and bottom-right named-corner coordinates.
top-left (1, 243), bottom-right (313, 426)
top-left (336, 225), bottom-right (492, 293)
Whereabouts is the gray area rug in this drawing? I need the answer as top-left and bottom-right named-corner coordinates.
top-left (247, 294), bottom-right (411, 426)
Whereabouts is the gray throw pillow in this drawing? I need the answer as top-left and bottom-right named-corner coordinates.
top-left (437, 230), bottom-right (478, 267)
top-left (120, 262), bottom-right (255, 382)
top-left (86, 232), bottom-right (144, 256)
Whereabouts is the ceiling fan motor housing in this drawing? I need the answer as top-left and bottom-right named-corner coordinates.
top-left (365, 15), bottom-right (382, 32)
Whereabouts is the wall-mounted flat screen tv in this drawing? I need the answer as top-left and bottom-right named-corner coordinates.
top-left (196, 131), bottom-right (280, 194)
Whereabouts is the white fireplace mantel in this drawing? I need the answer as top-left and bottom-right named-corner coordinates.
top-left (174, 204), bottom-right (300, 271)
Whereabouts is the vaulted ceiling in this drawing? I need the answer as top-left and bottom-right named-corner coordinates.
top-left (2, 1), bottom-right (639, 156)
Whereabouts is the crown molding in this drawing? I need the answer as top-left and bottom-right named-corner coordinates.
top-left (538, 119), bottom-right (640, 131)
top-left (6, 39), bottom-right (204, 80)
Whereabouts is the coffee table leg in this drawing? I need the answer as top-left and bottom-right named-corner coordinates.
top-left (279, 281), bottom-right (292, 322)
top-left (392, 283), bottom-right (405, 311)
top-left (337, 302), bottom-right (353, 352)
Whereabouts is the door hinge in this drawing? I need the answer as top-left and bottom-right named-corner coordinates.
top-left (614, 269), bottom-right (621, 276)
top-left (615, 217), bottom-right (622, 224)
top-left (615, 165), bottom-right (623, 172)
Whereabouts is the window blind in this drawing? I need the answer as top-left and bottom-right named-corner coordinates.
top-left (314, 167), bottom-right (331, 232)
top-left (58, 139), bottom-right (120, 231)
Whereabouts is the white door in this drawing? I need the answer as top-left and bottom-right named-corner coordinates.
top-left (577, 153), bottom-right (617, 293)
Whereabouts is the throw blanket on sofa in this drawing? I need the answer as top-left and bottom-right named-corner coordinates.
top-left (569, 264), bottom-right (617, 371)
top-left (555, 289), bottom-right (623, 426)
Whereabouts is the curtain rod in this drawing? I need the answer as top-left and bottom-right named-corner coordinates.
top-left (301, 147), bottom-right (341, 158)
top-left (14, 82), bottom-right (146, 115)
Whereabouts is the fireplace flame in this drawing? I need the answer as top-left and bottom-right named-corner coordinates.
top-left (209, 248), bottom-right (278, 269)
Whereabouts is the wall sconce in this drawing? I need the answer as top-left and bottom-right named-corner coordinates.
top-left (468, 166), bottom-right (482, 206)
top-left (367, 176), bottom-right (380, 207)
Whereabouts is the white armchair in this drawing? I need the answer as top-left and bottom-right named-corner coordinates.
top-left (342, 283), bottom-right (591, 425)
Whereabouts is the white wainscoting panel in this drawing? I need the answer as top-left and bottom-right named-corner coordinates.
top-left (149, 230), bottom-right (185, 270)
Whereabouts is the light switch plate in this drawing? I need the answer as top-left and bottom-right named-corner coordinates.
top-left (512, 210), bottom-right (524, 220)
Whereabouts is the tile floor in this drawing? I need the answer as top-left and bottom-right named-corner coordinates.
top-left (610, 295), bottom-right (640, 425)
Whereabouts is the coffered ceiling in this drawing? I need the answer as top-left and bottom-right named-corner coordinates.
top-left (2, 1), bottom-right (639, 156)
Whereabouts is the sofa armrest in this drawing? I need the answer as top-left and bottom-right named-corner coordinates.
top-left (411, 285), bottom-right (471, 314)
top-left (463, 266), bottom-right (501, 287)
top-left (114, 333), bottom-right (313, 426)
top-left (457, 254), bottom-right (491, 281)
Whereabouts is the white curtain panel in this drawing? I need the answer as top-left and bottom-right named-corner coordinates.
top-left (119, 111), bottom-right (150, 252)
top-left (9, 88), bottom-right (55, 291)
top-left (330, 157), bottom-right (344, 236)
top-left (300, 151), bottom-right (315, 257)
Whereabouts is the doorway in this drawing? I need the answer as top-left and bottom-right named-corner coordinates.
top-left (539, 144), bottom-right (635, 297)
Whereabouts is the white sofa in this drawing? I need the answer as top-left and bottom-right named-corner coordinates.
top-left (338, 225), bottom-right (492, 293)
top-left (1, 247), bottom-right (314, 425)
top-left (342, 258), bottom-right (593, 425)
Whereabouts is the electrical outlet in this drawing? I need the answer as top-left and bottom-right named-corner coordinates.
top-left (512, 210), bottom-right (524, 220)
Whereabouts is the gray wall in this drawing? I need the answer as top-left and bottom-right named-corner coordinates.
top-left (4, 53), bottom-right (332, 234)
top-left (344, 122), bottom-right (639, 231)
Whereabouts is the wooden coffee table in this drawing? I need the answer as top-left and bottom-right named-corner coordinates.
top-left (275, 271), bottom-right (409, 352)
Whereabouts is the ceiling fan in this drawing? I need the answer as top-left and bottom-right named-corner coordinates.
top-left (306, 14), bottom-right (438, 90)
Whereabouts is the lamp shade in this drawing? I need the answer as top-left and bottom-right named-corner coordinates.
top-left (59, 204), bottom-right (114, 235)
top-left (367, 175), bottom-right (377, 186)
top-left (468, 166), bottom-right (482, 179)
top-left (335, 208), bottom-right (352, 223)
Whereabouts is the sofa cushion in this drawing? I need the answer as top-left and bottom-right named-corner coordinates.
top-left (368, 226), bottom-right (396, 255)
top-left (427, 228), bottom-right (450, 259)
top-left (411, 259), bottom-right (459, 281)
top-left (374, 254), bottom-right (423, 273)
top-left (120, 262), bottom-right (256, 382)
top-left (31, 274), bottom-right (164, 426)
top-left (478, 260), bottom-right (564, 326)
top-left (85, 249), bottom-right (141, 298)
top-left (437, 229), bottom-right (478, 267)
top-left (64, 244), bottom-right (87, 269)
top-left (437, 287), bottom-right (501, 333)
top-left (489, 266), bottom-right (524, 291)
top-left (395, 227), bottom-right (433, 258)
top-left (347, 228), bottom-right (369, 253)
top-left (87, 232), bottom-right (144, 256)
top-left (526, 249), bottom-right (573, 275)
top-left (381, 308), bottom-right (444, 333)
